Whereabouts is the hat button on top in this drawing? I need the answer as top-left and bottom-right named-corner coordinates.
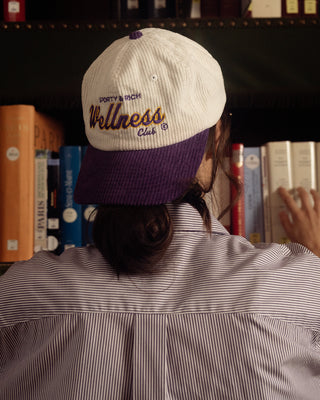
top-left (129, 31), bottom-right (143, 40)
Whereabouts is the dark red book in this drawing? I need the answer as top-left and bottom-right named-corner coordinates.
top-left (201, 0), bottom-right (219, 17)
top-left (220, 0), bottom-right (241, 17)
top-left (3, 0), bottom-right (25, 22)
top-left (231, 143), bottom-right (245, 238)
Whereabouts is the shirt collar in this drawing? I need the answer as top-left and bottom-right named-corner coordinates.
top-left (167, 202), bottom-right (230, 236)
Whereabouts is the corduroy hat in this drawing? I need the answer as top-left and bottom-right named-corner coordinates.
top-left (74, 28), bottom-right (226, 205)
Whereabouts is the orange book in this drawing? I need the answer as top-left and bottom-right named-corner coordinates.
top-left (0, 105), bottom-right (64, 263)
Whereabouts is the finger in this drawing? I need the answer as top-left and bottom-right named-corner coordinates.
top-left (296, 187), bottom-right (313, 212)
top-left (311, 189), bottom-right (320, 214)
top-left (279, 211), bottom-right (294, 239)
top-left (278, 187), bottom-right (300, 214)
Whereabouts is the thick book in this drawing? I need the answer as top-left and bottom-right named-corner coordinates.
top-left (3, 0), bottom-right (25, 22)
top-left (251, 0), bottom-right (282, 17)
top-left (60, 146), bottom-right (82, 251)
top-left (0, 105), bottom-right (64, 263)
top-left (231, 143), bottom-right (245, 237)
top-left (34, 149), bottom-right (51, 253)
top-left (243, 147), bottom-right (265, 243)
top-left (266, 141), bottom-right (292, 244)
top-left (47, 154), bottom-right (62, 254)
top-left (291, 141), bottom-right (316, 206)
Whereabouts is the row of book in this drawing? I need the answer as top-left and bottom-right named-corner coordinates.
top-left (4, 1), bottom-right (319, 23)
top-left (211, 141), bottom-right (320, 245)
top-left (0, 105), bottom-right (96, 263)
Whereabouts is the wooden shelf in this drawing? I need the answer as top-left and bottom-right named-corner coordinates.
top-left (1, 17), bottom-right (320, 145)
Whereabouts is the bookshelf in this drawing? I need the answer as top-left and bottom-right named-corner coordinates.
top-left (0, 17), bottom-right (319, 146)
top-left (0, 16), bottom-right (320, 273)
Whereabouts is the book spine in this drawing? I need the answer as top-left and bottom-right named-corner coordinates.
top-left (60, 146), bottom-right (82, 251)
top-left (291, 141), bottom-right (316, 206)
top-left (47, 155), bottom-right (62, 254)
top-left (243, 147), bottom-right (265, 243)
top-left (81, 146), bottom-right (97, 246)
top-left (282, 0), bottom-right (302, 17)
top-left (266, 141), bottom-right (292, 244)
top-left (302, 0), bottom-right (318, 16)
top-left (220, 0), bottom-right (241, 17)
top-left (34, 149), bottom-right (50, 253)
top-left (34, 112), bottom-right (65, 153)
top-left (3, 0), bottom-right (25, 22)
top-left (231, 143), bottom-right (245, 237)
top-left (120, 0), bottom-right (144, 19)
top-left (0, 105), bottom-right (36, 262)
top-left (201, 0), bottom-right (220, 17)
top-left (190, 0), bottom-right (201, 18)
top-left (251, 0), bottom-right (282, 17)
top-left (205, 156), bottom-right (231, 232)
top-left (260, 145), bottom-right (272, 243)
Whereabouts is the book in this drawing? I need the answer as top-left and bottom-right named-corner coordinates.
top-left (282, 0), bottom-right (301, 17)
top-left (3, 0), bottom-right (25, 22)
top-left (201, 0), bottom-right (220, 17)
top-left (302, 0), bottom-right (318, 16)
top-left (205, 156), bottom-right (231, 232)
top-left (243, 147), bottom-right (265, 243)
top-left (47, 154), bottom-right (62, 254)
top-left (145, 0), bottom-right (176, 18)
top-left (119, 0), bottom-right (143, 19)
top-left (291, 141), bottom-right (316, 206)
top-left (190, 0), bottom-right (201, 17)
top-left (251, 0), bottom-right (282, 17)
top-left (60, 146), bottom-right (82, 251)
top-left (0, 105), bottom-right (64, 263)
top-left (81, 147), bottom-right (96, 246)
top-left (231, 143), bottom-right (245, 237)
top-left (266, 141), bottom-right (292, 244)
top-left (260, 145), bottom-right (272, 243)
top-left (220, 0), bottom-right (241, 17)
top-left (34, 149), bottom-right (51, 253)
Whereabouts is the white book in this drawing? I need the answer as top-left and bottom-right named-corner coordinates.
top-left (266, 141), bottom-right (292, 244)
top-left (205, 157), bottom-right (231, 232)
top-left (260, 145), bottom-right (272, 243)
top-left (291, 141), bottom-right (316, 207)
top-left (34, 149), bottom-right (50, 252)
top-left (251, 0), bottom-right (281, 17)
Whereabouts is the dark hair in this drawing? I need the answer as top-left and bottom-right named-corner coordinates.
top-left (92, 111), bottom-right (239, 275)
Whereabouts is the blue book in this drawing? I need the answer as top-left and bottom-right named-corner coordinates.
top-left (47, 153), bottom-right (62, 254)
top-left (81, 146), bottom-right (96, 246)
top-left (243, 147), bottom-right (265, 243)
top-left (59, 146), bottom-right (82, 250)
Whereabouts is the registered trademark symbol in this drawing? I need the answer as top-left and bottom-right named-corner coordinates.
top-left (161, 123), bottom-right (168, 130)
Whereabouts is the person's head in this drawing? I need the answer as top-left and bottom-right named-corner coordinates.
top-left (74, 28), bottom-right (230, 274)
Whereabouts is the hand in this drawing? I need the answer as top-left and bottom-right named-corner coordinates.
top-left (278, 187), bottom-right (320, 257)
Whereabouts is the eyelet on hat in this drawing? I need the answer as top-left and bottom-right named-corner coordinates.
top-left (129, 31), bottom-right (143, 40)
top-left (151, 74), bottom-right (158, 81)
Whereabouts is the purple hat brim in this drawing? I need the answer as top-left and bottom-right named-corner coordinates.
top-left (74, 129), bottom-right (209, 206)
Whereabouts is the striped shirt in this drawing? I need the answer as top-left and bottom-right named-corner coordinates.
top-left (1, 202), bottom-right (320, 399)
